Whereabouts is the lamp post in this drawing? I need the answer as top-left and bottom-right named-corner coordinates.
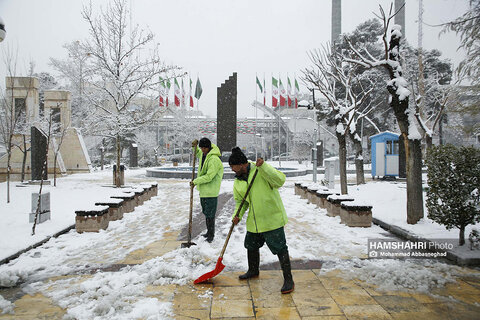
top-left (0, 16), bottom-right (6, 42)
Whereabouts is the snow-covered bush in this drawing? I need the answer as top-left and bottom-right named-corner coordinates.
top-left (469, 229), bottom-right (480, 250)
top-left (426, 145), bottom-right (480, 245)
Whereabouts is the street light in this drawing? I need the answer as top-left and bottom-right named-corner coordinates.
top-left (0, 16), bottom-right (6, 42)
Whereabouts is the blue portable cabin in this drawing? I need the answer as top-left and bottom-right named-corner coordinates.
top-left (369, 131), bottom-right (400, 178)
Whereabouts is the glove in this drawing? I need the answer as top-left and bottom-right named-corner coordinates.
top-left (190, 181), bottom-right (195, 188)
top-left (192, 139), bottom-right (199, 147)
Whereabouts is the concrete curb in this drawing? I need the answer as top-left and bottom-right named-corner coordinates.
top-left (372, 217), bottom-right (480, 266)
top-left (0, 224), bottom-right (75, 266)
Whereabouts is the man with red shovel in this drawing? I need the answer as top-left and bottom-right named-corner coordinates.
top-left (191, 138), bottom-right (224, 243)
top-left (229, 147), bottom-right (295, 294)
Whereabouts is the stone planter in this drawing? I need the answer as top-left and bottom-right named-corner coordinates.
top-left (95, 198), bottom-right (124, 221)
top-left (111, 192), bottom-right (135, 213)
top-left (151, 182), bottom-right (158, 197)
top-left (294, 182), bottom-right (302, 196)
top-left (124, 188), bottom-right (145, 206)
top-left (299, 183), bottom-right (309, 199)
top-left (140, 184), bottom-right (153, 200)
top-left (316, 190), bottom-right (336, 209)
top-left (340, 202), bottom-right (373, 227)
top-left (326, 195), bottom-right (355, 217)
top-left (306, 185), bottom-right (328, 205)
top-left (75, 205), bottom-right (109, 233)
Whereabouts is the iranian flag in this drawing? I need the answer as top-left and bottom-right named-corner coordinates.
top-left (272, 76), bottom-right (279, 107)
top-left (159, 76), bottom-right (165, 107)
top-left (189, 78), bottom-right (194, 107)
top-left (287, 77), bottom-right (292, 107)
top-left (174, 78), bottom-right (180, 106)
top-left (279, 79), bottom-right (286, 107)
top-left (166, 78), bottom-right (171, 106)
top-left (263, 77), bottom-right (266, 105)
top-left (181, 78), bottom-right (185, 107)
top-left (295, 78), bottom-right (300, 108)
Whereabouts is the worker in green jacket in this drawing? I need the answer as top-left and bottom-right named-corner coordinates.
top-left (229, 147), bottom-right (294, 294)
top-left (191, 138), bottom-right (224, 243)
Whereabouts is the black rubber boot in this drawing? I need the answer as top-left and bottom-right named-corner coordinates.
top-left (239, 250), bottom-right (260, 280)
top-left (206, 218), bottom-right (215, 243)
top-left (278, 250), bottom-right (294, 294)
top-left (201, 218), bottom-right (209, 238)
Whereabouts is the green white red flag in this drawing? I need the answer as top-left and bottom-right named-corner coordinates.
top-left (279, 79), bottom-right (286, 107)
top-left (287, 77), bottom-right (292, 107)
top-left (272, 76), bottom-right (279, 107)
top-left (295, 78), bottom-right (300, 108)
top-left (159, 76), bottom-right (165, 107)
top-left (174, 78), bottom-right (180, 106)
top-left (189, 78), bottom-right (194, 107)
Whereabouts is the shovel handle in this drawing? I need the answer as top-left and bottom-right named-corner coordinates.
top-left (187, 142), bottom-right (198, 244)
top-left (219, 169), bottom-right (258, 258)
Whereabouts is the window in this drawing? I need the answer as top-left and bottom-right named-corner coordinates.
top-left (386, 140), bottom-right (399, 155)
top-left (14, 98), bottom-right (26, 123)
top-left (51, 107), bottom-right (61, 133)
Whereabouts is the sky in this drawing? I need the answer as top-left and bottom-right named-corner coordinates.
top-left (0, 0), bottom-right (470, 118)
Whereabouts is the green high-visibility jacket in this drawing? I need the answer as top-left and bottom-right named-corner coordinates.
top-left (193, 144), bottom-right (224, 198)
top-left (232, 161), bottom-right (288, 233)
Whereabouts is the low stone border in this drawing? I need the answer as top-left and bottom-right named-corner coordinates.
top-left (372, 217), bottom-right (480, 266)
top-left (95, 198), bottom-right (124, 221)
top-left (340, 202), bottom-right (373, 227)
top-left (316, 190), bottom-right (337, 209)
top-left (0, 224), bottom-right (75, 266)
top-left (111, 192), bottom-right (136, 213)
top-left (75, 205), bottom-right (110, 233)
top-left (326, 195), bottom-right (355, 217)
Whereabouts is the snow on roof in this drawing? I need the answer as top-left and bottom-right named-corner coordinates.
top-left (369, 131), bottom-right (400, 140)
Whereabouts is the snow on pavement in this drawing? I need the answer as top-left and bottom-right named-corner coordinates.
top-left (1, 167), bottom-right (478, 318)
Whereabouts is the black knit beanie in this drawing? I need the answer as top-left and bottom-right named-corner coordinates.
top-left (228, 147), bottom-right (248, 165)
top-left (199, 137), bottom-right (211, 149)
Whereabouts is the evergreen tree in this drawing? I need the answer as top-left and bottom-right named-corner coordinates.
top-left (426, 144), bottom-right (480, 245)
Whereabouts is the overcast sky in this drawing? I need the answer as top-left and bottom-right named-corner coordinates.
top-left (0, 0), bottom-right (470, 118)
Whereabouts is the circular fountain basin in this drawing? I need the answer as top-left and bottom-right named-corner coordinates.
top-left (146, 166), bottom-right (307, 179)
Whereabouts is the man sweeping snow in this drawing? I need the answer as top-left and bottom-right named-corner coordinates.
top-left (229, 147), bottom-right (294, 294)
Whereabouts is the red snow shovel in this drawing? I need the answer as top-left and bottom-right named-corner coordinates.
top-left (181, 141), bottom-right (199, 248)
top-left (194, 170), bottom-right (258, 284)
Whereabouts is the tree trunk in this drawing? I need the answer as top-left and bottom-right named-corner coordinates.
top-left (425, 135), bottom-right (433, 150)
top-left (21, 135), bottom-right (28, 182)
top-left (349, 132), bottom-right (365, 185)
top-left (390, 94), bottom-right (424, 224)
top-left (115, 135), bottom-right (121, 187)
top-left (6, 151), bottom-right (11, 204)
top-left (54, 153), bottom-right (57, 187)
top-left (459, 226), bottom-right (465, 246)
top-left (337, 133), bottom-right (348, 195)
top-left (405, 137), bottom-right (424, 224)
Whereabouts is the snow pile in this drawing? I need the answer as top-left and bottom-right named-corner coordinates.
top-left (0, 295), bottom-right (14, 315)
top-left (26, 273), bottom-right (173, 320)
top-left (322, 258), bottom-right (461, 293)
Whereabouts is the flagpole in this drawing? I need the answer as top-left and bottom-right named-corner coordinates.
top-left (278, 73), bottom-right (281, 168)
top-left (255, 73), bottom-right (258, 159)
top-left (270, 73), bottom-right (274, 161)
top-left (294, 73), bottom-right (297, 161)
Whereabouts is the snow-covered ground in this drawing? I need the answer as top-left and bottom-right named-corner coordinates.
top-left (0, 162), bottom-right (478, 318)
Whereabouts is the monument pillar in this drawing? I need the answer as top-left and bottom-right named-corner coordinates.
top-left (217, 73), bottom-right (237, 153)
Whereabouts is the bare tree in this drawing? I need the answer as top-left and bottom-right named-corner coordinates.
top-left (31, 111), bottom-right (56, 235)
top-left (79, 0), bottom-right (179, 186)
top-left (304, 45), bottom-right (373, 193)
top-left (0, 47), bottom-right (36, 202)
top-left (344, 5), bottom-right (424, 224)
